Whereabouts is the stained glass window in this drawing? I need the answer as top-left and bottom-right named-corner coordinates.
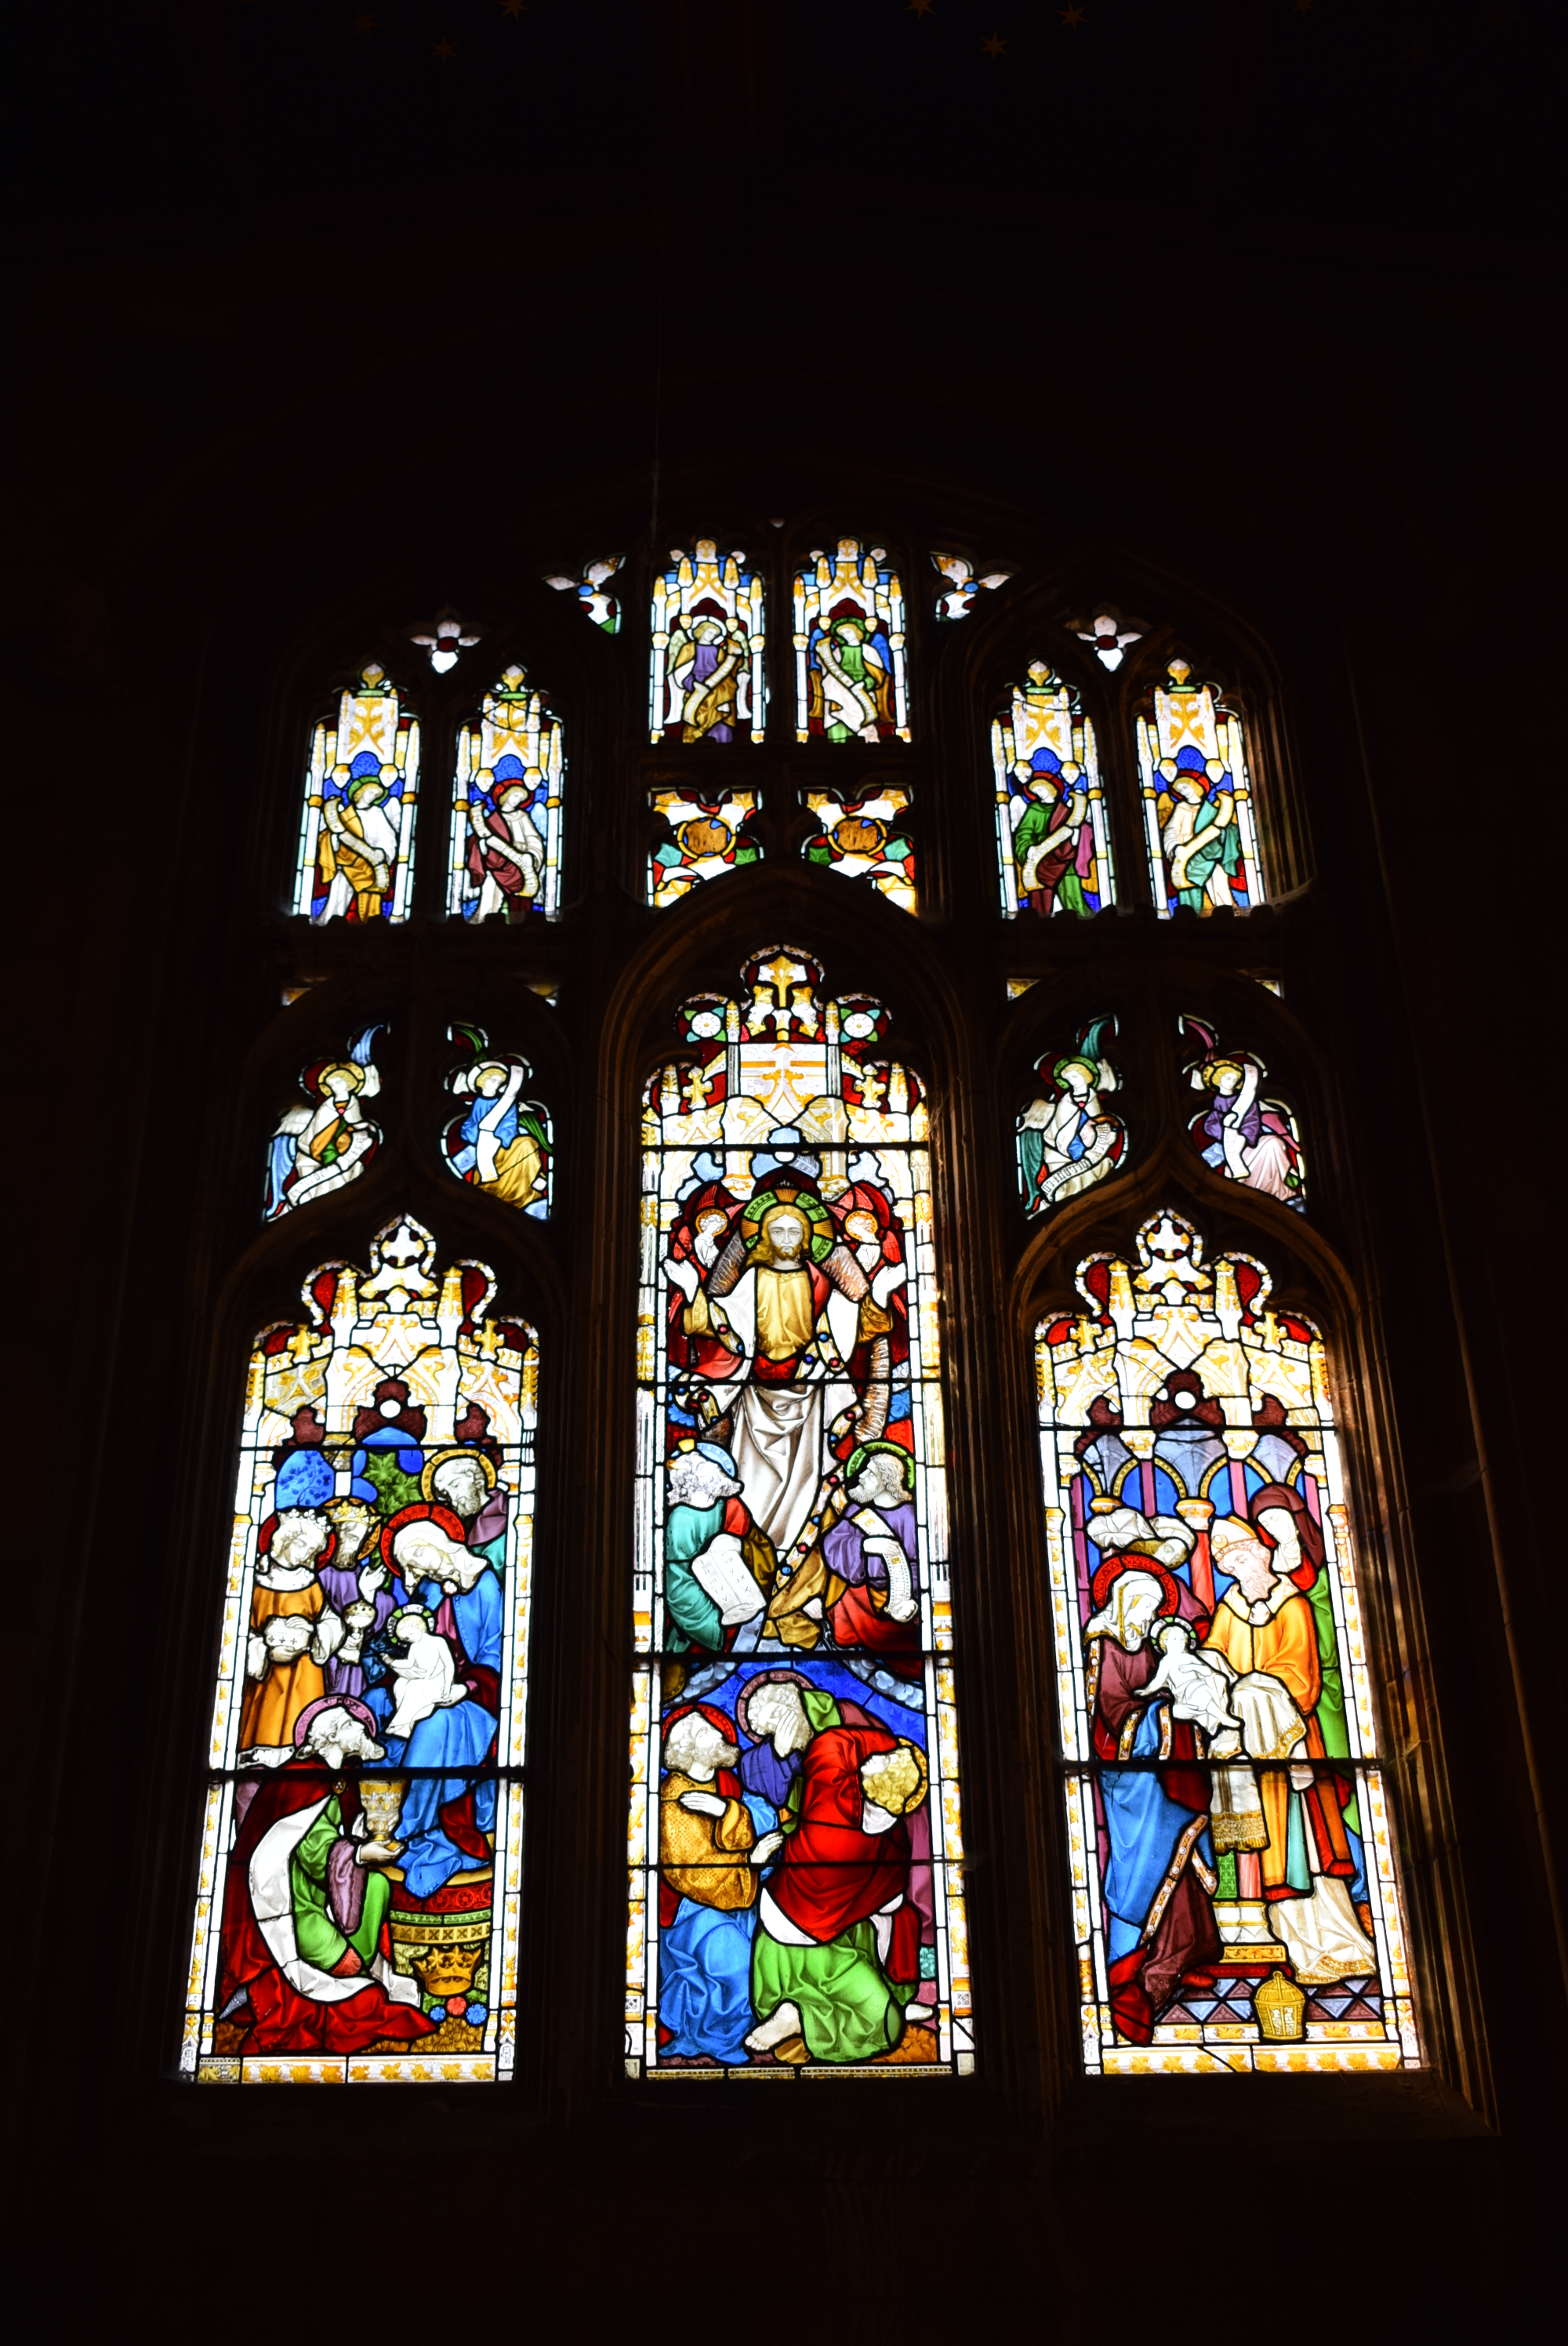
top-left (627, 948), bottom-right (971, 2077)
top-left (180, 1215), bottom-right (537, 2084)
top-left (1070, 607), bottom-right (1145, 672)
top-left (408, 608), bottom-right (481, 673)
top-left (1018, 1017), bottom-right (1126, 1215)
top-left (294, 664), bottom-right (419, 925)
top-left (443, 1025), bottom-right (551, 1217)
top-left (264, 1025), bottom-right (385, 1221)
top-left (650, 543), bottom-right (767, 744)
top-left (1181, 1017), bottom-right (1305, 1211)
top-left (802, 788), bottom-right (916, 912)
top-left (544, 554), bottom-right (624, 634)
top-left (649, 790), bottom-right (761, 906)
top-left (448, 666), bottom-right (564, 924)
top-left (1036, 1209), bottom-right (1417, 2075)
top-left (1138, 661), bottom-right (1264, 916)
top-left (993, 663), bottom-right (1115, 918)
top-left (794, 541), bottom-right (909, 743)
top-left (931, 552), bottom-right (1009, 621)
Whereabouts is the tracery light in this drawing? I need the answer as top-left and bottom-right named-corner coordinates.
top-left (626, 950), bottom-right (972, 2077)
top-left (181, 1216), bottom-right (538, 2084)
top-left (1137, 662), bottom-right (1264, 917)
top-left (993, 662), bottom-right (1115, 918)
top-left (448, 665), bottom-right (564, 923)
top-left (650, 542), bottom-right (767, 745)
top-left (794, 541), bottom-right (909, 743)
top-left (1036, 1211), bottom-right (1418, 2074)
top-left (293, 664), bottom-right (420, 924)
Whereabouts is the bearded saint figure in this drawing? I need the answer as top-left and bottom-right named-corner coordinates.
top-left (665, 1179), bottom-right (902, 1589)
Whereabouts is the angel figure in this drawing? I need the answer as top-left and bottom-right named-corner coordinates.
top-left (444, 1030), bottom-right (550, 1214)
top-left (812, 616), bottom-right (892, 742)
top-left (317, 759), bottom-right (401, 924)
top-left (1017, 1016), bottom-right (1127, 1215)
top-left (264, 1026), bottom-right (383, 1220)
top-left (1181, 1018), bottom-right (1305, 1211)
top-left (667, 613), bottom-right (747, 743)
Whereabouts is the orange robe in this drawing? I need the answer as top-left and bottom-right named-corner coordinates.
top-left (1203, 1585), bottom-right (1352, 1890)
top-left (238, 1578), bottom-right (327, 1749)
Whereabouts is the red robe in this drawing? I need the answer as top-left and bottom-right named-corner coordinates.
top-left (217, 1766), bottom-right (435, 2056)
top-left (771, 1723), bottom-right (920, 1979)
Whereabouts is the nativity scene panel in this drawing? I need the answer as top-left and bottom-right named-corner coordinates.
top-left (627, 949), bottom-right (971, 2076)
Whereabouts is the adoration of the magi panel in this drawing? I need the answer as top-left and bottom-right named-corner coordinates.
top-left (183, 1218), bottom-right (535, 2085)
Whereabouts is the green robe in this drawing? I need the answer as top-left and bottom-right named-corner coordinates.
top-left (289, 1796), bottom-right (392, 1974)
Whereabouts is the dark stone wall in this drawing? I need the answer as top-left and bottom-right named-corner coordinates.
top-left (4, 22), bottom-right (1562, 2326)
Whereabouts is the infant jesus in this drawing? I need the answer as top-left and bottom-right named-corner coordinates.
top-left (385, 1607), bottom-right (469, 1741)
top-left (1141, 1618), bottom-right (1241, 1749)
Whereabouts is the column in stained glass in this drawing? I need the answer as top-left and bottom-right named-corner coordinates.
top-left (1138, 660), bottom-right (1264, 916)
top-left (180, 1215), bottom-right (538, 2084)
top-left (802, 788), bottom-right (916, 912)
top-left (442, 1023), bottom-right (551, 1217)
top-left (648, 790), bottom-right (762, 905)
top-left (627, 949), bottom-right (972, 2077)
top-left (794, 540), bottom-right (909, 742)
top-left (1180, 1016), bottom-right (1306, 1212)
top-left (993, 662), bottom-right (1114, 918)
top-left (263, 1024), bottom-right (386, 1222)
top-left (650, 542), bottom-right (767, 745)
top-left (1017, 1016), bottom-right (1126, 1215)
top-left (1036, 1209), bottom-right (1419, 2075)
top-left (448, 665), bottom-right (564, 923)
top-left (294, 664), bottom-right (420, 924)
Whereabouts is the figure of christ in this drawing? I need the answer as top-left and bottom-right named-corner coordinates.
top-left (1084, 1566), bottom-right (1222, 2046)
top-left (656, 1707), bottom-right (765, 2064)
top-left (737, 1678), bottom-right (932, 2065)
top-left (1202, 1518), bottom-right (1378, 1983)
top-left (669, 615), bottom-right (743, 743)
top-left (821, 1444), bottom-right (922, 1672)
top-left (218, 1699), bottom-right (433, 2056)
top-left (320, 775), bottom-right (398, 923)
top-left (665, 1186), bottom-right (898, 1584)
top-left (466, 774), bottom-right (545, 921)
top-left (1014, 760), bottom-right (1092, 915)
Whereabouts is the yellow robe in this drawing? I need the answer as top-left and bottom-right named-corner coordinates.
top-left (1204, 1585), bottom-right (1322, 1893)
top-left (238, 1579), bottom-right (326, 1750)
top-left (659, 1773), bottom-right (758, 1912)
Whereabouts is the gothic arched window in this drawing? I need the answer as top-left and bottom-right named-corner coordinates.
top-left (1035, 1211), bottom-right (1416, 2073)
top-left (627, 950), bottom-right (971, 2075)
top-left (181, 1218), bottom-right (539, 2084)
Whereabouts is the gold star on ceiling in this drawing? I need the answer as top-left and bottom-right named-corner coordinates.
top-left (499, 0), bottom-right (528, 15)
top-left (350, 9), bottom-right (378, 31)
top-left (432, 34), bottom-right (456, 59)
top-left (1059, 5), bottom-right (1087, 25)
top-left (906, 0), bottom-right (935, 16)
top-left (981, 31), bottom-right (1007, 56)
